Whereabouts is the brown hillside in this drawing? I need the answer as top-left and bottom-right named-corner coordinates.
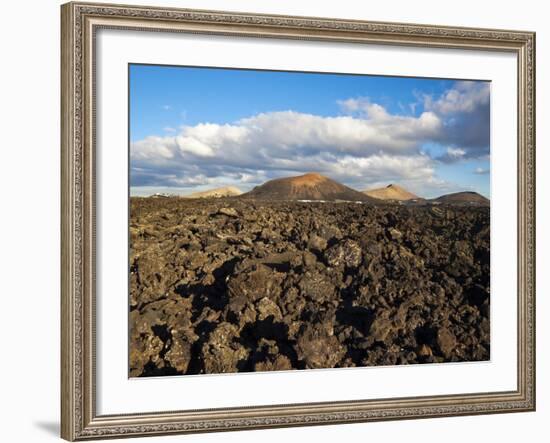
top-left (240, 173), bottom-right (376, 202)
top-left (433, 191), bottom-right (489, 206)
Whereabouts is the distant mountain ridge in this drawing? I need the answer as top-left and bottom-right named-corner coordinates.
top-left (240, 173), bottom-right (377, 202)
top-left (363, 184), bottom-right (419, 201)
top-left (143, 175), bottom-right (489, 206)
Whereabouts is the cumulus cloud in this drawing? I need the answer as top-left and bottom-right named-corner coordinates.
top-left (131, 80), bottom-right (490, 196)
top-left (132, 107), bottom-right (443, 166)
top-left (132, 136), bottom-right (176, 160)
top-left (424, 81), bottom-right (490, 115)
top-left (339, 82), bottom-right (490, 163)
top-left (423, 81), bottom-right (490, 159)
top-left (474, 167), bottom-right (490, 175)
top-left (436, 146), bottom-right (467, 163)
top-left (131, 107), bottom-right (447, 192)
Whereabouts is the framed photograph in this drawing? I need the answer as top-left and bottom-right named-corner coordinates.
top-left (61, 1), bottom-right (536, 440)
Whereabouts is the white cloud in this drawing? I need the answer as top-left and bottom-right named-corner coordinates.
top-left (131, 84), bottom-right (489, 196)
top-left (131, 106), bottom-right (447, 192)
top-left (182, 122), bottom-right (249, 149)
top-left (337, 91), bottom-right (489, 164)
top-left (175, 135), bottom-right (216, 157)
top-left (195, 108), bottom-right (440, 156)
top-left (474, 167), bottom-right (490, 175)
top-left (337, 97), bottom-right (371, 114)
top-left (447, 147), bottom-right (465, 156)
top-left (424, 81), bottom-right (490, 115)
top-left (328, 154), bottom-right (435, 184)
top-left (423, 81), bottom-right (491, 158)
top-left (434, 146), bottom-right (471, 164)
top-left (131, 136), bottom-right (176, 160)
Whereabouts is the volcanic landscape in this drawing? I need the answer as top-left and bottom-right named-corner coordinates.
top-left (129, 173), bottom-right (490, 377)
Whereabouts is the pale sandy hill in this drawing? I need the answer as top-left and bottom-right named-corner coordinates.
top-left (185, 186), bottom-right (242, 199)
top-left (363, 184), bottom-right (419, 201)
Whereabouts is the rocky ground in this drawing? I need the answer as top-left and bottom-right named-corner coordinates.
top-left (129, 198), bottom-right (490, 377)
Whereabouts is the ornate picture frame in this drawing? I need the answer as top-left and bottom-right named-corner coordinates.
top-left (61, 1), bottom-right (535, 440)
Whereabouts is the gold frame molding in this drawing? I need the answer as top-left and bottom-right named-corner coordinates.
top-left (61, 2), bottom-right (536, 440)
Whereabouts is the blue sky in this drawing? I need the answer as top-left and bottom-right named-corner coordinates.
top-left (129, 64), bottom-right (490, 198)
